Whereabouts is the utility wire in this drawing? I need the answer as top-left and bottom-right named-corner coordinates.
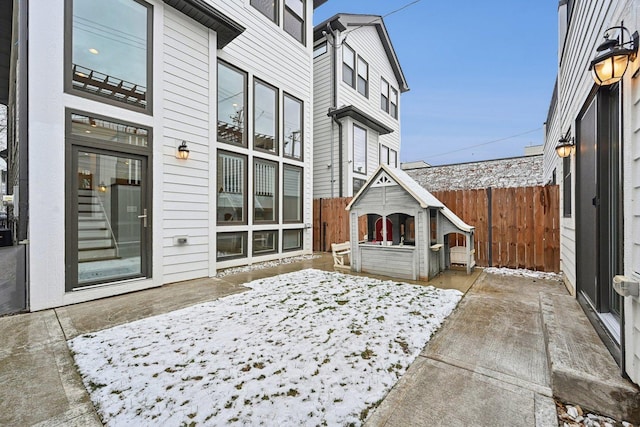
top-left (343, 0), bottom-right (423, 36)
top-left (425, 127), bottom-right (543, 160)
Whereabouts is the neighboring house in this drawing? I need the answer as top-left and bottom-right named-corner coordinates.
top-left (543, 0), bottom-right (640, 384)
top-left (404, 154), bottom-right (543, 192)
top-left (312, 13), bottom-right (409, 198)
top-left (0, 0), bottom-right (326, 311)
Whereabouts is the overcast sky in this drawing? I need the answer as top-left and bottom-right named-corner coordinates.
top-left (314, 0), bottom-right (558, 166)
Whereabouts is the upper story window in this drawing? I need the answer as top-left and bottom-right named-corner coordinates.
top-left (313, 42), bottom-right (327, 58)
top-left (284, 93), bottom-right (303, 160)
top-left (284, 0), bottom-right (305, 44)
top-left (353, 124), bottom-right (367, 174)
top-left (251, 0), bottom-right (278, 23)
top-left (254, 79), bottom-right (278, 153)
top-left (218, 61), bottom-right (247, 146)
top-left (380, 78), bottom-right (398, 119)
top-left (379, 144), bottom-right (397, 168)
top-left (342, 44), bottom-right (356, 88)
top-left (357, 56), bottom-right (369, 97)
top-left (67, 0), bottom-right (152, 112)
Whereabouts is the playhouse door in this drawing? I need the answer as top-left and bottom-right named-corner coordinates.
top-left (375, 218), bottom-right (393, 242)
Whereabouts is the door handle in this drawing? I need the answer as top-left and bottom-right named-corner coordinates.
top-left (138, 209), bottom-right (148, 228)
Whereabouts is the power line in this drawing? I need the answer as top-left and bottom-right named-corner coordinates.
top-left (343, 0), bottom-right (423, 36)
top-left (425, 127), bottom-right (543, 160)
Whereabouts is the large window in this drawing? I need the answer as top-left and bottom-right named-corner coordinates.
top-left (254, 159), bottom-right (278, 223)
top-left (353, 125), bottom-right (367, 174)
top-left (283, 94), bottom-right (303, 159)
top-left (283, 165), bottom-right (302, 222)
top-left (342, 45), bottom-right (356, 88)
top-left (217, 151), bottom-right (247, 224)
top-left (217, 232), bottom-right (247, 261)
top-left (251, 0), bottom-right (277, 23)
top-left (254, 79), bottom-right (278, 152)
top-left (357, 56), bottom-right (369, 97)
top-left (68, 0), bottom-right (152, 111)
top-left (284, 0), bottom-right (305, 44)
top-left (218, 61), bottom-right (247, 146)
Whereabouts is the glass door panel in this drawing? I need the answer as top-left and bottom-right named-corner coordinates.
top-left (74, 149), bottom-right (148, 287)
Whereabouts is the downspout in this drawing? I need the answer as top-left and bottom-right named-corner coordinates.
top-left (327, 24), bottom-right (343, 197)
top-left (17, 0), bottom-right (28, 243)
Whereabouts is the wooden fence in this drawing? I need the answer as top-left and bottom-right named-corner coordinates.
top-left (313, 185), bottom-right (560, 272)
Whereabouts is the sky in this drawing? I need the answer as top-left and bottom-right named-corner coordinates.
top-left (314, 1), bottom-right (558, 166)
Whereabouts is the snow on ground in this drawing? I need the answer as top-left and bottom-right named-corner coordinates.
top-left (484, 267), bottom-right (563, 281)
top-left (69, 269), bottom-right (462, 426)
top-left (215, 255), bottom-right (320, 278)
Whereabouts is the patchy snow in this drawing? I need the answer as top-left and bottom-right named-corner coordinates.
top-left (69, 269), bottom-right (462, 426)
top-left (484, 267), bottom-right (563, 281)
top-left (215, 255), bottom-right (320, 278)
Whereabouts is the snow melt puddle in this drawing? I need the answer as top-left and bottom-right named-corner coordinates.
top-left (69, 269), bottom-right (462, 426)
top-left (484, 267), bottom-right (563, 281)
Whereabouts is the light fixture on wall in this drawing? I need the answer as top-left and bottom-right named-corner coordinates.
top-left (98, 182), bottom-right (107, 193)
top-left (555, 133), bottom-right (575, 158)
top-left (177, 141), bottom-right (190, 160)
top-left (589, 24), bottom-right (639, 86)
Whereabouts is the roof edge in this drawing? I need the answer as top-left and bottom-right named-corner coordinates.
top-left (328, 105), bottom-right (394, 135)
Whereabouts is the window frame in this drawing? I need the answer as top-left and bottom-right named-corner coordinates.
top-left (353, 178), bottom-right (366, 194)
top-left (283, 164), bottom-right (303, 223)
top-left (357, 56), bottom-right (369, 98)
top-left (390, 148), bottom-right (397, 168)
top-left (379, 144), bottom-right (389, 165)
top-left (390, 87), bottom-right (398, 119)
top-left (217, 232), bottom-right (248, 261)
top-left (253, 158), bottom-right (279, 224)
top-left (64, 0), bottom-right (154, 114)
top-left (283, 0), bottom-right (305, 45)
top-left (252, 230), bottom-right (279, 256)
top-left (283, 92), bottom-right (304, 161)
top-left (353, 124), bottom-right (367, 175)
top-left (283, 229), bottom-right (303, 251)
top-left (313, 42), bottom-right (327, 58)
top-left (217, 150), bottom-right (248, 225)
top-left (253, 78), bottom-right (279, 154)
top-left (342, 44), bottom-right (356, 88)
top-left (380, 78), bottom-right (390, 113)
top-left (251, 0), bottom-right (278, 23)
top-left (217, 60), bottom-right (248, 147)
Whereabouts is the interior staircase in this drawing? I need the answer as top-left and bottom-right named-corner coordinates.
top-left (77, 189), bottom-right (119, 262)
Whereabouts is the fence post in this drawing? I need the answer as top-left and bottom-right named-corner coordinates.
top-left (487, 187), bottom-right (493, 267)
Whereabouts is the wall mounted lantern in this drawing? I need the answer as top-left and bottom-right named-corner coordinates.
top-left (590, 25), bottom-right (639, 86)
top-left (555, 133), bottom-right (575, 158)
top-left (177, 140), bottom-right (190, 160)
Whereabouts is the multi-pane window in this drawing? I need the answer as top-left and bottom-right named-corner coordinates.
top-left (284, 0), bottom-right (305, 44)
top-left (253, 230), bottom-right (278, 255)
top-left (217, 151), bottom-right (247, 224)
top-left (68, 0), bottom-right (151, 111)
top-left (342, 45), bottom-right (356, 88)
top-left (283, 165), bottom-right (302, 222)
top-left (563, 156), bottom-right (571, 217)
top-left (353, 125), bottom-right (367, 174)
top-left (218, 61), bottom-right (247, 146)
top-left (380, 78), bottom-right (389, 112)
top-left (283, 94), bottom-right (303, 159)
top-left (357, 56), bottom-right (369, 97)
top-left (283, 229), bottom-right (303, 251)
top-left (254, 159), bottom-right (277, 223)
top-left (390, 87), bottom-right (398, 119)
top-left (217, 232), bottom-right (247, 261)
top-left (254, 79), bottom-right (278, 152)
top-left (251, 0), bottom-right (277, 23)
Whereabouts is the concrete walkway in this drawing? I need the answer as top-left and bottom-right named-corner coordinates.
top-left (0, 254), bottom-right (636, 426)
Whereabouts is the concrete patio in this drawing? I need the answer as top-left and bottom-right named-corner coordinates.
top-left (0, 254), bottom-right (637, 426)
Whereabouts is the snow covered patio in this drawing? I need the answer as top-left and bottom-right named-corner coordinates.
top-left (68, 269), bottom-right (462, 426)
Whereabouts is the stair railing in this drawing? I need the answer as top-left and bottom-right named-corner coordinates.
top-left (95, 192), bottom-right (120, 258)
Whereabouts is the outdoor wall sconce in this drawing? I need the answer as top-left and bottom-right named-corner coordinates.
top-left (589, 25), bottom-right (639, 86)
top-left (98, 182), bottom-right (107, 192)
top-left (555, 133), bottom-right (575, 158)
top-left (176, 140), bottom-right (190, 160)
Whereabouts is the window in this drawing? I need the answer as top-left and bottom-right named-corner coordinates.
top-left (390, 148), bottom-right (397, 168)
top-left (253, 230), bottom-right (278, 255)
top-left (390, 87), bottom-right (398, 119)
top-left (251, 0), bottom-right (277, 23)
top-left (217, 232), bottom-right (247, 261)
top-left (254, 79), bottom-right (278, 152)
top-left (380, 145), bottom-right (389, 165)
top-left (342, 45), bottom-right (356, 88)
top-left (217, 151), bottom-right (247, 224)
top-left (563, 156), bottom-right (571, 217)
top-left (353, 125), bottom-right (367, 174)
top-left (357, 56), bottom-right (369, 97)
top-left (68, 0), bottom-right (152, 111)
top-left (283, 229), bottom-right (303, 251)
top-left (313, 42), bottom-right (327, 58)
top-left (218, 61), bottom-right (247, 146)
top-left (353, 178), bottom-right (366, 194)
top-left (283, 165), bottom-right (302, 222)
top-left (380, 79), bottom-right (389, 112)
top-left (283, 94), bottom-right (303, 159)
top-left (254, 159), bottom-right (278, 223)
top-left (284, 0), bottom-right (305, 44)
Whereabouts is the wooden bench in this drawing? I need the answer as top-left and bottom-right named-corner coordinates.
top-left (331, 242), bottom-right (351, 270)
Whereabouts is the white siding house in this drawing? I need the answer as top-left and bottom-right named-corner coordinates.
top-left (543, 0), bottom-right (640, 384)
top-left (1, 0), bottom-right (326, 311)
top-left (312, 14), bottom-right (409, 198)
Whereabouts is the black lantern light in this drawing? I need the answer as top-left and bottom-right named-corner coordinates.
top-left (589, 25), bottom-right (639, 86)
